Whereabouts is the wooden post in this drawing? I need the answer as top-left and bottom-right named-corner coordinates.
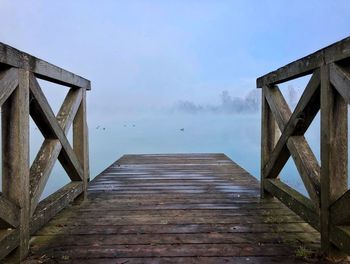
top-left (73, 88), bottom-right (90, 200)
top-left (2, 69), bottom-right (30, 261)
top-left (320, 64), bottom-right (348, 258)
top-left (261, 86), bottom-right (279, 198)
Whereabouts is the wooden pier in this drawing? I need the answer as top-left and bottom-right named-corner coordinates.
top-left (1, 37), bottom-right (350, 262)
top-left (24, 154), bottom-right (319, 263)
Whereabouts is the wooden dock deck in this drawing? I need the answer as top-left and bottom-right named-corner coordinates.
top-left (24, 154), bottom-right (320, 263)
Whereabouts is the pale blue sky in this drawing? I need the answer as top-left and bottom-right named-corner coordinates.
top-left (0, 0), bottom-right (349, 117)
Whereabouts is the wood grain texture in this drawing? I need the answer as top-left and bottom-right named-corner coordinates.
top-left (0, 67), bottom-right (18, 107)
top-left (0, 45), bottom-right (91, 262)
top-left (256, 37), bottom-right (350, 259)
top-left (257, 36), bottom-right (350, 87)
top-left (330, 189), bottom-right (350, 225)
top-left (29, 75), bottom-right (83, 215)
top-left (260, 87), bottom-right (279, 198)
top-left (30, 182), bottom-right (83, 235)
top-left (330, 63), bottom-right (350, 103)
top-left (264, 179), bottom-right (319, 231)
top-left (24, 154), bottom-right (320, 263)
top-left (2, 69), bottom-right (30, 261)
top-left (0, 194), bottom-right (20, 228)
top-left (263, 70), bottom-right (320, 180)
top-left (0, 229), bottom-right (19, 261)
top-left (320, 64), bottom-right (348, 256)
top-left (264, 85), bottom-right (321, 206)
top-left (0, 42), bottom-right (90, 89)
top-left (73, 88), bottom-right (90, 199)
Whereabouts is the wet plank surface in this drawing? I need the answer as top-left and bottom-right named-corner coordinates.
top-left (24, 153), bottom-right (320, 263)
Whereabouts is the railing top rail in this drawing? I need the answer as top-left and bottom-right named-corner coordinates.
top-left (0, 42), bottom-right (91, 90)
top-left (257, 36), bottom-right (350, 88)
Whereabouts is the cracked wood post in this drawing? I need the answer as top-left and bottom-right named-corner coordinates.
top-left (73, 87), bottom-right (90, 199)
top-left (320, 64), bottom-right (348, 258)
top-left (261, 86), bottom-right (279, 199)
top-left (2, 68), bottom-right (30, 261)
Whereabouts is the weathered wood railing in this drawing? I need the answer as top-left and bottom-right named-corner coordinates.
top-left (258, 36), bottom-right (350, 258)
top-left (0, 43), bottom-right (90, 261)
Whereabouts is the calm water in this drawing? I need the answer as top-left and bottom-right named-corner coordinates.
top-left (30, 111), bottom-right (324, 200)
top-left (0, 109), bottom-right (325, 200)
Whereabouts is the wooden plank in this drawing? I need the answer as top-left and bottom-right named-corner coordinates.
top-left (263, 179), bottom-right (319, 231)
top-left (2, 69), bottom-right (30, 260)
top-left (0, 67), bottom-right (18, 107)
top-left (263, 85), bottom-right (291, 129)
top-left (23, 256), bottom-right (316, 264)
top-left (56, 88), bottom-right (84, 182)
top-left (76, 200), bottom-right (282, 208)
top-left (29, 232), bottom-right (319, 250)
top-left (320, 64), bottom-right (348, 255)
top-left (73, 88), bottom-right (90, 199)
top-left (329, 62), bottom-right (350, 103)
top-left (29, 75), bottom-right (83, 214)
top-left (56, 88), bottom-right (83, 132)
top-left (29, 75), bottom-right (83, 184)
top-left (48, 203), bottom-right (298, 217)
top-left (286, 136), bottom-right (320, 206)
top-left (29, 140), bottom-right (61, 215)
top-left (257, 36), bottom-right (350, 87)
top-left (263, 71), bottom-right (320, 180)
top-left (74, 204), bottom-right (286, 212)
top-left (85, 186), bottom-right (257, 192)
top-left (0, 193), bottom-right (20, 228)
top-left (0, 229), bottom-right (19, 261)
top-left (330, 189), bottom-right (350, 225)
top-left (264, 86), bottom-right (321, 206)
top-left (46, 214), bottom-right (304, 226)
top-left (330, 225), bottom-right (350, 256)
top-left (59, 208), bottom-right (296, 218)
top-left (27, 243), bottom-right (304, 259)
top-left (36, 222), bottom-right (318, 236)
top-left (29, 73), bottom-right (82, 137)
top-left (260, 87), bottom-right (279, 198)
top-left (0, 42), bottom-right (90, 89)
top-left (30, 182), bottom-right (83, 235)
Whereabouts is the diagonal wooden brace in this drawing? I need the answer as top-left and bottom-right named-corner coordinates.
top-left (263, 76), bottom-right (321, 207)
top-left (29, 74), bottom-right (83, 215)
top-left (263, 70), bottom-right (320, 179)
top-left (330, 62), bottom-right (350, 104)
top-left (0, 67), bottom-right (19, 107)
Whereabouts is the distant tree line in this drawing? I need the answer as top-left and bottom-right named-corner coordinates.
top-left (175, 86), bottom-right (297, 114)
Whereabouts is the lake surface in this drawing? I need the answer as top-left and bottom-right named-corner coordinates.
top-left (0, 108), bottom-right (326, 200)
top-left (31, 111), bottom-right (324, 200)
